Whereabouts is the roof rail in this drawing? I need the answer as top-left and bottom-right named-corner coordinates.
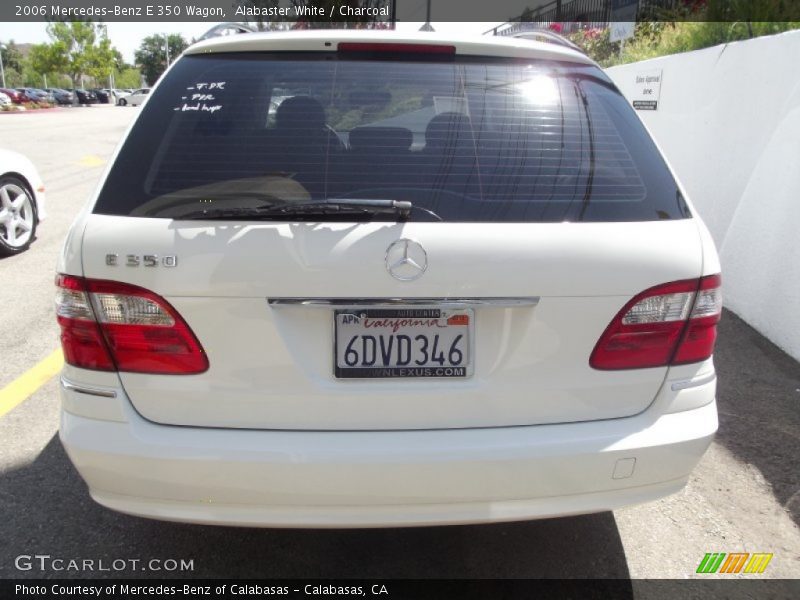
top-left (197, 23), bottom-right (258, 42)
top-left (510, 29), bottom-right (585, 54)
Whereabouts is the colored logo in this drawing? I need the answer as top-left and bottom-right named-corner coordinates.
top-left (696, 552), bottom-right (773, 574)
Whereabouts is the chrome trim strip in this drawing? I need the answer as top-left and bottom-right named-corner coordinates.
top-left (268, 297), bottom-right (540, 307)
top-left (60, 377), bottom-right (117, 398)
top-left (670, 371), bottom-right (716, 392)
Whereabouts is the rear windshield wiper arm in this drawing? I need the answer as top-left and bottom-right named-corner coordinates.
top-left (178, 198), bottom-right (413, 220)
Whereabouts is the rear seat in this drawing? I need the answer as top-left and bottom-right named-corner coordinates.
top-left (327, 126), bottom-right (417, 195)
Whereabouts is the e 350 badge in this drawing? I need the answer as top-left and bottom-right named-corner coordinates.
top-left (106, 254), bottom-right (178, 267)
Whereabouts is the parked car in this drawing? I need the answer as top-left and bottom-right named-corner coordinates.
top-left (71, 89), bottom-right (98, 105)
top-left (15, 88), bottom-right (52, 103)
top-left (0, 88), bottom-right (22, 103)
top-left (45, 88), bottom-right (75, 105)
top-left (92, 89), bottom-right (111, 104)
top-left (116, 88), bottom-right (149, 106)
top-left (33, 88), bottom-right (55, 103)
top-left (107, 88), bottom-right (125, 101)
top-left (0, 92), bottom-right (10, 106)
top-left (14, 88), bottom-right (34, 102)
top-left (0, 149), bottom-right (46, 255)
top-left (57, 31), bottom-right (721, 527)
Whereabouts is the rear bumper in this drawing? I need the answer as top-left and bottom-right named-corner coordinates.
top-left (60, 386), bottom-right (717, 527)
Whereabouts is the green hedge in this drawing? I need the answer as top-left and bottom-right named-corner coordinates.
top-left (569, 21), bottom-right (800, 67)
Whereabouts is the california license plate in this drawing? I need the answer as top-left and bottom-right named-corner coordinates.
top-left (334, 307), bottom-right (473, 378)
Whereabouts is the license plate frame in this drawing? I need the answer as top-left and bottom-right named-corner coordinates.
top-left (333, 306), bottom-right (474, 379)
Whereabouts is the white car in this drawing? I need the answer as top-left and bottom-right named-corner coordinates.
top-left (0, 91), bottom-right (11, 106)
top-left (57, 31), bottom-right (720, 527)
top-left (0, 149), bottom-right (46, 255)
top-left (116, 88), bottom-right (150, 107)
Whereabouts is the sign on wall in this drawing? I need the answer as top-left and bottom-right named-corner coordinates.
top-left (610, 0), bottom-right (638, 42)
top-left (631, 69), bottom-right (663, 110)
top-left (610, 22), bottom-right (635, 43)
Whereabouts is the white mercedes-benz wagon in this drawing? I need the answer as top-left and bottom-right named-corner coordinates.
top-left (56, 30), bottom-right (720, 527)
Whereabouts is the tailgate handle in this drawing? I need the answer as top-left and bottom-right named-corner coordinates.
top-left (268, 297), bottom-right (539, 308)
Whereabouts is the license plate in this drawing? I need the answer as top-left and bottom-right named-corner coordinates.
top-left (334, 307), bottom-right (473, 379)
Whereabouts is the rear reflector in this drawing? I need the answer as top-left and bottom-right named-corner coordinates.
top-left (55, 274), bottom-right (208, 374)
top-left (337, 42), bottom-right (456, 55)
top-left (590, 275), bottom-right (722, 370)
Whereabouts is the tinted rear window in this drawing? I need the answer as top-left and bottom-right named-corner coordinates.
top-left (94, 53), bottom-right (687, 222)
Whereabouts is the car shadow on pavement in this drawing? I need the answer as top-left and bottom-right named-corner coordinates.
top-left (713, 309), bottom-right (800, 526)
top-left (0, 434), bottom-right (631, 589)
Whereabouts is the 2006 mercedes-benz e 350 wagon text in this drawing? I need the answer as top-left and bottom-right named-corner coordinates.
top-left (56, 31), bottom-right (720, 527)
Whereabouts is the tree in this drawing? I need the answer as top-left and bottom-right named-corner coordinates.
top-left (111, 48), bottom-right (126, 71)
top-left (0, 40), bottom-right (24, 86)
top-left (0, 41), bottom-right (23, 73)
top-left (29, 43), bottom-right (65, 83)
top-left (134, 34), bottom-right (189, 85)
top-left (114, 67), bottom-right (143, 89)
top-left (27, 22), bottom-right (118, 87)
top-left (86, 35), bottom-right (117, 84)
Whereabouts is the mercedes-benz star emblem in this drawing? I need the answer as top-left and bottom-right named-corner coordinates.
top-left (385, 239), bottom-right (428, 281)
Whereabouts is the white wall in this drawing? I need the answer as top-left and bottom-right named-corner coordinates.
top-left (607, 30), bottom-right (800, 361)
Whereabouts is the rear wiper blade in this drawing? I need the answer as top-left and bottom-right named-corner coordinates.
top-left (178, 198), bottom-right (413, 220)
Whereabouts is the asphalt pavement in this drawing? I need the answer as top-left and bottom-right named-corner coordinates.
top-left (0, 105), bottom-right (798, 588)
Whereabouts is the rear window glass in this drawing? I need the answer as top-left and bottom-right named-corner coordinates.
top-left (94, 53), bottom-right (687, 222)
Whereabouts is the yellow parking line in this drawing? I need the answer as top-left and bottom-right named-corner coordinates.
top-left (0, 349), bottom-right (63, 418)
top-left (78, 155), bottom-right (105, 168)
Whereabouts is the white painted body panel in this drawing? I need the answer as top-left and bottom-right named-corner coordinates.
top-left (59, 366), bottom-right (717, 527)
top-left (126, 89), bottom-right (149, 107)
top-left (185, 29), bottom-right (596, 65)
top-left (79, 215), bottom-right (703, 430)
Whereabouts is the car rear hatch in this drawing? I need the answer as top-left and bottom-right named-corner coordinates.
top-left (73, 41), bottom-right (704, 430)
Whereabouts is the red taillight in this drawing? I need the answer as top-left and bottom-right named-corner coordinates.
top-left (337, 42), bottom-right (456, 55)
top-left (590, 275), bottom-right (722, 370)
top-left (55, 275), bottom-right (208, 374)
top-left (672, 274), bottom-right (722, 365)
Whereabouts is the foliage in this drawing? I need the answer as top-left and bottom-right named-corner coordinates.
top-left (114, 67), bottom-right (142, 89)
top-left (27, 22), bottom-right (118, 87)
top-left (24, 101), bottom-right (56, 109)
top-left (28, 43), bottom-right (61, 81)
top-left (88, 35), bottom-right (119, 82)
top-left (134, 34), bottom-right (189, 85)
top-left (568, 28), bottom-right (620, 64)
top-left (0, 41), bottom-right (24, 87)
top-left (1, 41), bottom-right (23, 72)
top-left (568, 18), bottom-right (800, 67)
top-left (1, 101), bottom-right (55, 111)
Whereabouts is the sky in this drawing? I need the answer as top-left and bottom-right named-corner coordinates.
top-left (0, 21), bottom-right (503, 63)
